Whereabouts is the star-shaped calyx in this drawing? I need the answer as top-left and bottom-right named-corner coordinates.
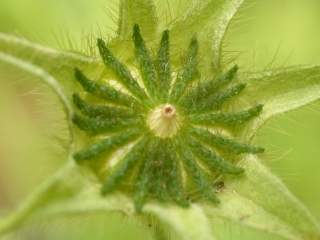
top-left (71, 24), bottom-right (264, 212)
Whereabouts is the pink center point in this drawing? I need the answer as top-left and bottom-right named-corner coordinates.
top-left (147, 104), bottom-right (181, 138)
top-left (163, 104), bottom-right (176, 118)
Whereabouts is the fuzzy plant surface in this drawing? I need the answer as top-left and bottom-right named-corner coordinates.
top-left (1, 0), bottom-right (320, 240)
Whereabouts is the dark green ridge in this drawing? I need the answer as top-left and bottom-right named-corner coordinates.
top-left (73, 128), bottom-right (142, 162)
top-left (148, 140), bottom-right (172, 202)
top-left (73, 93), bottom-right (135, 119)
top-left (190, 104), bottom-right (264, 126)
top-left (101, 137), bottom-right (148, 195)
top-left (132, 24), bottom-right (158, 100)
top-left (72, 114), bottom-right (142, 135)
top-left (166, 141), bottom-right (190, 207)
top-left (74, 68), bottom-right (141, 109)
top-left (179, 65), bottom-right (238, 108)
top-left (148, 140), bottom-right (187, 204)
top-left (156, 30), bottom-right (171, 100)
top-left (177, 139), bottom-right (220, 204)
top-left (190, 83), bottom-right (246, 114)
top-left (187, 137), bottom-right (244, 175)
top-left (169, 36), bottom-right (199, 102)
top-left (190, 127), bottom-right (265, 154)
top-left (134, 139), bottom-right (157, 212)
top-left (97, 38), bottom-right (150, 102)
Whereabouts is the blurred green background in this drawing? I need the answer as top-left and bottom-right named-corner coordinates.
top-left (0, 0), bottom-right (320, 239)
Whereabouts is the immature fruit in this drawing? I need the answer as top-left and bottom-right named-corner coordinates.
top-left (72, 24), bottom-right (264, 212)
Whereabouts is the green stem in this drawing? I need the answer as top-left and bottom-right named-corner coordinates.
top-left (0, 161), bottom-right (75, 236)
top-left (0, 52), bottom-right (75, 148)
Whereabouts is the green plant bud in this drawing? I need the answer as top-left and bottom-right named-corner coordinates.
top-left (72, 25), bottom-right (263, 211)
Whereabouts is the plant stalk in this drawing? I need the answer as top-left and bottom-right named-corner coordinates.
top-left (0, 161), bottom-right (75, 236)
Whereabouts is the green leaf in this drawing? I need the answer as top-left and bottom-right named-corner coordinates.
top-left (144, 204), bottom-right (215, 240)
top-left (204, 155), bottom-right (320, 240)
top-left (0, 33), bottom-right (103, 145)
top-left (237, 65), bottom-right (320, 139)
top-left (109, 0), bottom-right (158, 59)
top-left (0, 161), bottom-right (82, 236)
top-left (0, 161), bottom-right (215, 240)
top-left (39, 194), bottom-right (216, 240)
top-left (0, 52), bottom-right (73, 119)
top-left (169, 0), bottom-right (244, 75)
top-left (0, 33), bottom-right (102, 98)
top-left (2, 156), bottom-right (318, 240)
top-left (38, 196), bottom-right (216, 240)
top-left (117, 0), bottom-right (158, 42)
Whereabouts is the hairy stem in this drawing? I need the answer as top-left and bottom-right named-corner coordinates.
top-left (0, 161), bottom-right (75, 236)
top-left (0, 52), bottom-right (75, 149)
